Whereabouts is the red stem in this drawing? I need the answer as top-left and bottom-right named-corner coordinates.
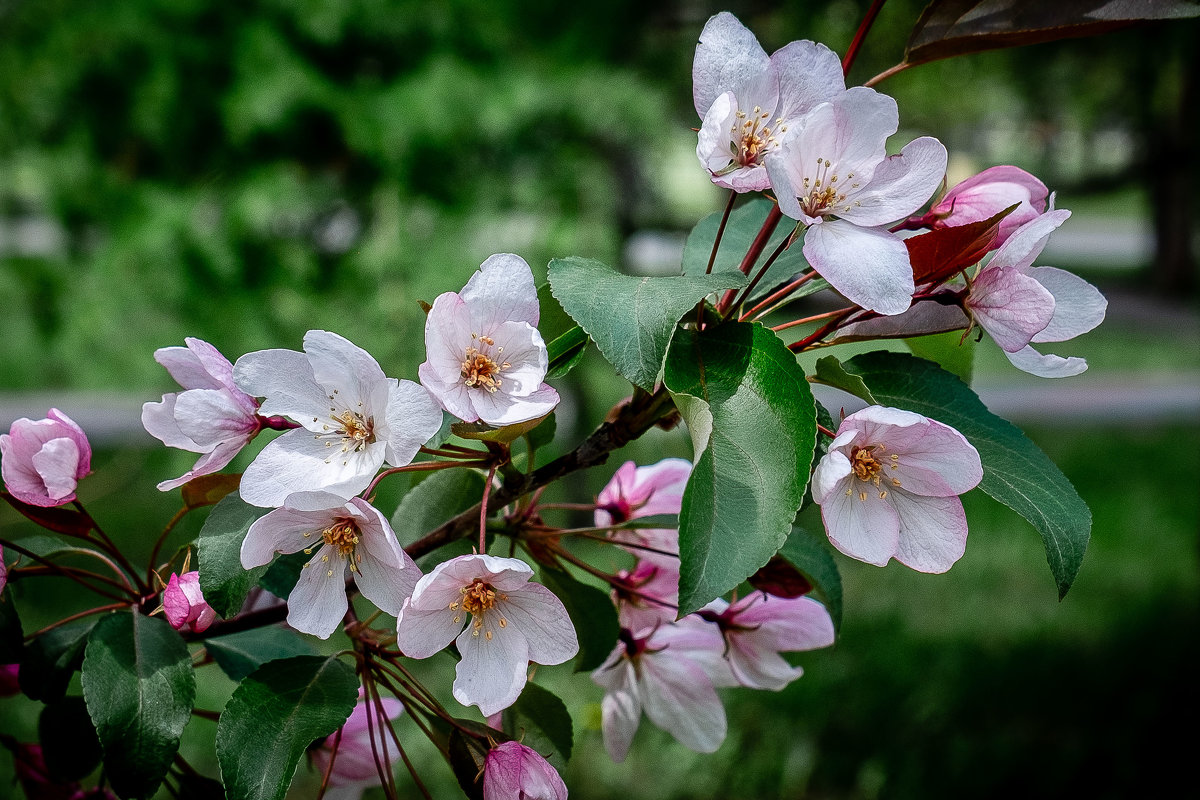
top-left (842, 0), bottom-right (889, 77)
top-left (717, 204), bottom-right (783, 314)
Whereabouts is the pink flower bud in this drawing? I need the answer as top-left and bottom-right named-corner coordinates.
top-left (0, 409), bottom-right (92, 507)
top-left (0, 662), bottom-right (19, 697)
top-left (930, 165), bottom-right (1049, 246)
top-left (482, 741), bottom-right (568, 800)
top-left (162, 571), bottom-right (217, 633)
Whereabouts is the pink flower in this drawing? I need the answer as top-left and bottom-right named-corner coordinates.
top-left (965, 210), bottom-right (1107, 377)
top-left (811, 406), bottom-right (982, 573)
top-left (162, 571), bottom-right (218, 633)
top-left (612, 559), bottom-right (678, 631)
top-left (930, 165), bottom-right (1049, 246)
top-left (233, 330), bottom-right (443, 507)
top-left (594, 458), bottom-right (690, 565)
top-left (310, 691), bottom-right (404, 790)
top-left (482, 741), bottom-right (568, 800)
top-left (141, 338), bottom-right (262, 491)
top-left (419, 254), bottom-right (560, 427)
top-left (693, 11), bottom-right (845, 192)
top-left (698, 593), bottom-right (835, 691)
top-left (591, 617), bottom-right (730, 762)
top-left (0, 409), bottom-right (92, 507)
top-left (765, 88), bottom-right (948, 315)
top-left (395, 554), bottom-right (578, 717)
top-left (241, 493), bottom-right (421, 639)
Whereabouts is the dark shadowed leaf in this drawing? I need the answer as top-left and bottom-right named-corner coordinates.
top-left (748, 555), bottom-right (814, 599)
top-left (778, 526), bottom-right (843, 633)
top-left (503, 682), bottom-right (574, 770)
top-left (39, 696), bottom-right (102, 782)
top-left (538, 566), bottom-right (619, 672)
top-left (19, 618), bottom-right (98, 703)
top-left (197, 492), bottom-right (269, 618)
top-left (182, 473), bottom-right (243, 509)
top-left (1, 491), bottom-right (92, 536)
top-left (205, 626), bottom-right (317, 683)
top-left (546, 326), bottom-right (589, 379)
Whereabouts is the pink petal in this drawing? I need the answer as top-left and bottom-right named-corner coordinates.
top-left (499, 584), bottom-right (579, 666)
top-left (285, 550), bottom-right (350, 638)
top-left (1027, 266), bottom-right (1107, 344)
top-left (31, 438), bottom-right (81, 502)
top-left (967, 266), bottom-right (1057, 352)
top-left (1004, 345), bottom-right (1089, 378)
top-left (988, 209), bottom-right (1071, 273)
top-left (142, 394), bottom-right (200, 452)
top-left (889, 490), bottom-right (968, 573)
top-left (238, 429), bottom-right (384, 507)
top-left (453, 623), bottom-right (530, 716)
top-left (770, 39), bottom-right (846, 121)
top-left (821, 483), bottom-right (901, 566)
top-left (641, 652), bottom-right (727, 753)
top-left (174, 389), bottom-right (258, 448)
top-left (595, 658), bottom-right (641, 763)
top-left (803, 219), bottom-right (914, 316)
top-left (240, 505), bottom-right (322, 569)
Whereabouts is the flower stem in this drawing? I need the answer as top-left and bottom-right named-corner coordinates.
top-left (742, 270), bottom-right (818, 321)
top-left (863, 61), bottom-right (912, 88)
top-left (716, 203), bottom-right (783, 314)
top-left (480, 463), bottom-right (498, 554)
top-left (728, 225), bottom-right (797, 317)
top-left (147, 505), bottom-right (189, 587)
top-left (706, 189), bottom-right (738, 275)
top-left (771, 306), bottom-right (857, 333)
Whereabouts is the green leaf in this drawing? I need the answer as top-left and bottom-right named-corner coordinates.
top-left (452, 414), bottom-right (551, 443)
top-left (0, 587), bottom-right (23, 663)
top-left (81, 611), bottom-right (196, 799)
top-left (205, 627), bottom-right (318, 683)
top-left (546, 325), bottom-right (589, 379)
top-left (447, 728), bottom-right (486, 800)
top-left (812, 355), bottom-right (878, 406)
top-left (548, 256), bottom-right (747, 390)
top-left (536, 280), bottom-right (577, 344)
top-left (503, 682), bottom-right (574, 770)
top-left (390, 468), bottom-right (486, 561)
top-left (538, 566), bottom-right (619, 672)
top-left (19, 618), bottom-right (98, 702)
top-left (181, 473), bottom-right (243, 509)
top-left (259, 551), bottom-right (307, 600)
top-left (39, 696), bottom-right (102, 782)
top-left (197, 492), bottom-right (269, 618)
top-left (682, 197), bottom-right (807, 299)
top-left (842, 350), bottom-right (1091, 598)
top-left (906, 329), bottom-right (976, 384)
top-left (216, 655), bottom-right (358, 800)
top-left (664, 322), bottom-right (818, 614)
top-left (778, 527), bottom-right (843, 633)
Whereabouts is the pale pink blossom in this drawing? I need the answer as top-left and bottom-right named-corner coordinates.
top-left (930, 165), bottom-right (1049, 245)
top-left (591, 617), bottom-right (729, 762)
top-left (612, 559), bottom-right (678, 631)
top-left (310, 690), bottom-right (404, 794)
top-left (395, 554), bottom-right (578, 716)
top-left (765, 87), bottom-right (948, 315)
top-left (1, 409), bottom-right (92, 507)
top-left (161, 571), bottom-right (217, 633)
top-left (482, 741), bottom-right (568, 800)
top-left (966, 210), bottom-right (1107, 377)
top-left (698, 593), bottom-right (835, 691)
top-left (419, 254), bottom-right (559, 427)
top-left (233, 330), bottom-right (443, 507)
top-left (594, 458), bottom-right (690, 565)
top-left (693, 11), bottom-right (845, 192)
top-left (141, 338), bottom-right (262, 491)
top-left (241, 493), bottom-right (420, 639)
top-left (811, 406), bottom-right (982, 573)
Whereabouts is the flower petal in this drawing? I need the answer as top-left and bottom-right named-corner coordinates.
top-left (499, 584), bottom-right (579, 666)
top-left (233, 348), bottom-right (329, 422)
top-left (460, 253), bottom-right (541, 330)
top-left (821, 483), bottom-right (900, 566)
top-left (770, 39), bottom-right (846, 121)
top-left (641, 652), bottom-right (727, 753)
top-left (803, 219), bottom-right (914, 315)
top-left (238, 429), bottom-right (383, 507)
top-left (453, 623), bottom-right (530, 716)
top-left (285, 551), bottom-right (350, 638)
top-left (692, 11), bottom-right (769, 117)
top-left (1028, 266), bottom-right (1107, 343)
top-left (1004, 344), bottom-right (1089, 378)
top-left (383, 379), bottom-right (442, 467)
top-left (595, 658), bottom-right (641, 763)
top-left (395, 602), bottom-right (464, 658)
top-left (838, 136), bottom-right (948, 227)
top-left (968, 266), bottom-right (1056, 352)
top-left (889, 490), bottom-right (968, 573)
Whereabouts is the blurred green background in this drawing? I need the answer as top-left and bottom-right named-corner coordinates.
top-left (1, 0), bottom-right (1197, 798)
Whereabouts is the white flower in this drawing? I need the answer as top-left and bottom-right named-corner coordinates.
top-left (233, 330), bottom-right (443, 507)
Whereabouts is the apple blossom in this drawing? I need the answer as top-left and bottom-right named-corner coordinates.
top-left (612, 558), bottom-right (678, 631)
top-left (482, 741), bottom-right (568, 800)
top-left (592, 616), bottom-right (730, 762)
top-left (697, 593), bottom-right (835, 691)
top-left (812, 405), bottom-right (983, 573)
top-left (395, 554), bottom-right (578, 717)
top-left (141, 338), bottom-right (263, 491)
top-left (693, 11), bottom-right (845, 192)
top-left (233, 329), bottom-right (442, 507)
top-left (594, 457), bottom-right (690, 565)
top-left (0, 409), bottom-right (92, 508)
top-left (765, 87), bottom-right (948, 315)
top-left (310, 690), bottom-right (404, 794)
top-left (419, 254), bottom-right (559, 427)
top-left (161, 571), bottom-right (217, 634)
top-left (241, 493), bottom-right (421, 639)
top-left (965, 209), bottom-right (1107, 377)
top-left (928, 165), bottom-right (1049, 245)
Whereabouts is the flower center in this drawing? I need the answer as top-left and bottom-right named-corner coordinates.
top-left (848, 443), bottom-right (902, 501)
top-left (449, 579), bottom-right (510, 640)
top-left (312, 393), bottom-right (376, 466)
top-left (799, 157), bottom-right (860, 218)
top-left (301, 518), bottom-right (363, 578)
top-left (729, 106), bottom-right (785, 168)
top-left (460, 334), bottom-right (511, 393)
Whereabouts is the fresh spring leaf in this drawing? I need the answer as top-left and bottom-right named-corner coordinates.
top-left (39, 696), bottom-right (102, 782)
top-left (452, 414), bottom-right (551, 443)
top-left (538, 566), bottom-right (619, 672)
top-left (81, 611), bottom-right (196, 799)
top-left (503, 682), bottom-right (574, 770)
top-left (205, 627), bottom-right (318, 683)
top-left (548, 256), bottom-right (747, 390)
top-left (812, 355), bottom-right (879, 406)
top-left (905, 0), bottom-right (1200, 67)
top-left (1, 491), bottom-right (92, 536)
top-left (664, 322), bottom-right (818, 614)
top-left (778, 526), bottom-right (844, 633)
top-left (19, 618), bottom-right (98, 702)
top-left (546, 325), bottom-right (589, 379)
top-left (906, 329), bottom-right (976, 384)
top-left (182, 473), bottom-right (243, 509)
top-left (842, 350), bottom-right (1090, 598)
top-left (216, 655), bottom-right (358, 800)
top-left (198, 492), bottom-right (269, 618)
top-left (391, 467), bottom-right (485, 567)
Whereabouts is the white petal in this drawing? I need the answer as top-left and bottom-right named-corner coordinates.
top-left (460, 253), bottom-right (540, 330)
top-left (383, 379), bottom-right (443, 466)
top-left (692, 11), bottom-right (769, 117)
top-left (988, 209), bottom-right (1071, 273)
top-left (240, 505), bottom-right (321, 568)
top-left (142, 395), bottom-right (201, 452)
top-left (233, 348), bottom-right (329, 422)
top-left (499, 584), bottom-right (579, 666)
top-left (727, 637), bottom-right (805, 691)
top-left (395, 601), bottom-right (464, 658)
top-left (824, 87), bottom-right (897, 181)
top-left (889, 490), bottom-right (968, 573)
top-left (811, 450), bottom-right (853, 504)
top-left (1004, 345), bottom-right (1089, 378)
top-left (1028, 266), bottom-right (1107, 343)
top-left (595, 658), bottom-right (641, 763)
top-left (470, 383), bottom-right (560, 427)
top-left (353, 545), bottom-right (417, 617)
top-left (803, 219), bottom-right (914, 315)
top-left (770, 39), bottom-right (846, 120)
top-left (174, 389), bottom-right (256, 449)
top-left (641, 652), bottom-right (727, 753)
top-left (303, 330), bottom-right (387, 409)
top-left (839, 136), bottom-right (948, 227)
top-left (285, 551), bottom-right (350, 638)
top-left (238, 429), bottom-right (383, 507)
top-left (822, 484), bottom-right (900, 566)
top-left (32, 438), bottom-right (80, 502)
top-left (453, 624), bottom-right (530, 717)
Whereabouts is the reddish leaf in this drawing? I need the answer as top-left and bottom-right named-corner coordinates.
top-left (180, 473), bottom-right (242, 510)
top-left (906, 204), bottom-right (1015, 285)
top-left (747, 555), bottom-right (813, 599)
top-left (0, 492), bottom-right (92, 537)
top-left (905, 0), bottom-right (1199, 67)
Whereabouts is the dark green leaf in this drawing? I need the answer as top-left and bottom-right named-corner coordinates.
top-left (536, 280), bottom-right (577, 345)
top-left (546, 325), bottom-right (589, 379)
top-left (178, 775), bottom-right (228, 800)
top-left (81, 611), bottom-right (196, 799)
top-left (813, 355), bottom-right (878, 406)
top-left (842, 351), bottom-right (1090, 598)
top-left (503, 682), bottom-right (573, 770)
top-left (258, 551), bottom-right (307, 600)
top-left (538, 566), bottom-right (619, 672)
top-left (664, 322), bottom-right (818, 614)
top-left (452, 414), bottom-right (551, 443)
top-left (9, 534), bottom-right (80, 559)
top-left (525, 412), bottom-right (557, 457)
top-left (216, 655), bottom-right (358, 800)
top-left (205, 626), bottom-right (318, 683)
top-left (447, 729), bottom-right (486, 800)
top-left (682, 197), bottom-right (808, 301)
top-left (39, 696), bottom-right (102, 782)
top-left (548, 256), bottom-right (747, 390)
top-left (905, 0), bottom-right (1200, 67)
top-left (19, 618), bottom-right (98, 702)
top-left (778, 527), bottom-right (843, 633)
top-left (0, 587), bottom-right (23, 663)
top-left (197, 492), bottom-right (269, 618)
